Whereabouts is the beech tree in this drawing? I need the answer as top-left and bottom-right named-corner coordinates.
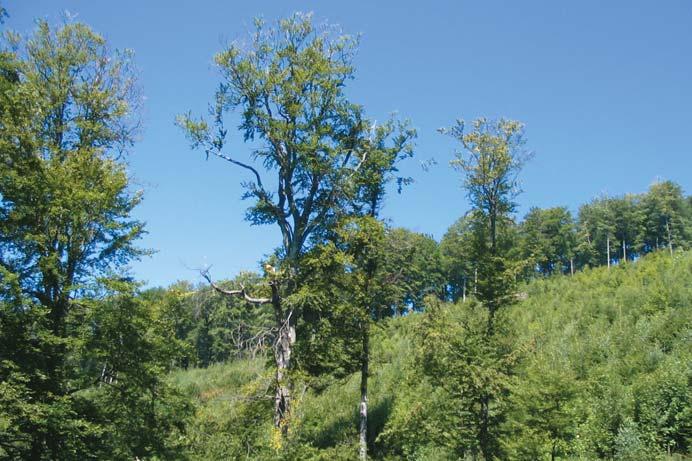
top-left (0, 20), bottom-right (188, 459)
top-left (178, 13), bottom-right (414, 439)
top-left (344, 115), bottom-right (416, 460)
top-left (441, 117), bottom-right (530, 458)
top-left (441, 117), bottom-right (530, 328)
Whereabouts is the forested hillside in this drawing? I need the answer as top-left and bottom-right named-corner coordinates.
top-left (1, 9), bottom-right (690, 461)
top-left (170, 250), bottom-right (691, 460)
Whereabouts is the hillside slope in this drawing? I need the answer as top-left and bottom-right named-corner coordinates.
top-left (170, 251), bottom-right (691, 460)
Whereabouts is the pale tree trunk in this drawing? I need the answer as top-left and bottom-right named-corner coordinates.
top-left (622, 239), bottom-right (627, 262)
top-left (462, 277), bottom-right (467, 302)
top-left (666, 218), bottom-right (673, 255)
top-left (359, 322), bottom-right (369, 460)
top-left (570, 257), bottom-right (574, 276)
top-left (607, 236), bottom-right (611, 269)
top-left (474, 267), bottom-right (478, 294)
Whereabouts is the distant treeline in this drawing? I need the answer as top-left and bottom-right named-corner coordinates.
top-left (153, 179), bottom-right (691, 370)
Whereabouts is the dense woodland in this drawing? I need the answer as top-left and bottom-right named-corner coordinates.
top-left (0, 10), bottom-right (690, 461)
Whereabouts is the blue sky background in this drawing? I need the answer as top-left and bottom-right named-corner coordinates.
top-left (8, 1), bottom-right (692, 287)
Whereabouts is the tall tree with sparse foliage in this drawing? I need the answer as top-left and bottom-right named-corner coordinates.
top-left (178, 13), bottom-right (413, 439)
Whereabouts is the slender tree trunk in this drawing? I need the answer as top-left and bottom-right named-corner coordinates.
top-left (622, 239), bottom-right (627, 262)
top-left (359, 322), bottom-right (369, 461)
top-left (490, 212), bottom-right (497, 253)
top-left (570, 257), bottom-right (574, 276)
top-left (666, 218), bottom-right (673, 255)
top-left (474, 267), bottom-right (478, 295)
top-left (462, 277), bottom-right (467, 302)
top-left (607, 236), bottom-right (611, 269)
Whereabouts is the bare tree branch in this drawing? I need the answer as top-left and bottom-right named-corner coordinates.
top-left (200, 269), bottom-right (272, 305)
top-left (210, 151), bottom-right (266, 191)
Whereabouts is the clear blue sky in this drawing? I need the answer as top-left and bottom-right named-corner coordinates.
top-left (9, 1), bottom-right (692, 287)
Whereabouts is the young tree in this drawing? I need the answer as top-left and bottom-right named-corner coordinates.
top-left (292, 115), bottom-right (416, 459)
top-left (178, 13), bottom-right (414, 439)
top-left (441, 117), bottom-right (530, 459)
top-left (441, 117), bottom-right (530, 329)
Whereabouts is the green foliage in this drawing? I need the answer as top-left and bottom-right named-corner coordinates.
top-left (442, 118), bottom-right (529, 330)
top-left (169, 359), bottom-right (274, 460)
top-left (171, 250), bottom-right (692, 460)
top-left (177, 13), bottom-right (414, 265)
top-left (519, 206), bottom-right (576, 275)
top-left (382, 228), bottom-right (445, 313)
top-left (512, 251), bottom-right (692, 459)
top-left (443, 118), bottom-right (531, 234)
top-left (0, 19), bottom-right (190, 459)
top-left (148, 273), bottom-right (274, 368)
top-left (74, 290), bottom-right (192, 460)
top-left (379, 298), bottom-right (516, 459)
top-left (173, 317), bottom-right (416, 460)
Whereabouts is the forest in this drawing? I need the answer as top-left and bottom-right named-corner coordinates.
top-left (0, 8), bottom-right (690, 461)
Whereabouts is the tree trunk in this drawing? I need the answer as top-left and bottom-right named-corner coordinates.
top-left (570, 257), bottom-right (574, 276)
top-left (490, 212), bottom-right (497, 253)
top-left (666, 218), bottom-right (673, 255)
top-left (606, 236), bottom-right (611, 269)
top-left (272, 285), bottom-right (294, 435)
top-left (622, 239), bottom-right (627, 262)
top-left (359, 322), bottom-right (369, 461)
top-left (462, 277), bottom-right (467, 302)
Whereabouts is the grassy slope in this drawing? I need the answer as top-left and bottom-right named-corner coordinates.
top-left (170, 250), bottom-right (692, 460)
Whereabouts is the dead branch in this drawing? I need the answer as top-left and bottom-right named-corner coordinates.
top-left (200, 269), bottom-right (272, 305)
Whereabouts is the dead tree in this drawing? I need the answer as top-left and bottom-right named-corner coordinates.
top-left (201, 270), bottom-right (294, 433)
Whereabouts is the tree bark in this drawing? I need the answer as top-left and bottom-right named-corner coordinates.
top-left (202, 271), bottom-right (294, 433)
top-left (272, 284), bottom-right (294, 434)
top-left (666, 218), bottom-right (673, 255)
